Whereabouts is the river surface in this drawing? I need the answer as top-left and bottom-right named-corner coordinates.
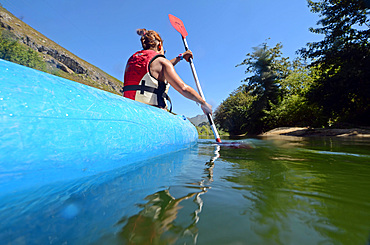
top-left (1, 136), bottom-right (370, 245)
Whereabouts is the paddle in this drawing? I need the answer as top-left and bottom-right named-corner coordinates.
top-left (169, 14), bottom-right (222, 143)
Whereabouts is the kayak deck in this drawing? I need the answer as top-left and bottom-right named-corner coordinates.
top-left (0, 59), bottom-right (198, 194)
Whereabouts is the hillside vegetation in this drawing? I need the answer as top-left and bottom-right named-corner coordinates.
top-left (0, 6), bottom-right (123, 95)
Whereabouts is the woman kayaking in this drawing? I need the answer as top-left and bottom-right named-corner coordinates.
top-left (123, 28), bottom-right (212, 115)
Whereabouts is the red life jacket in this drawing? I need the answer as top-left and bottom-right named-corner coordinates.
top-left (123, 49), bottom-right (171, 110)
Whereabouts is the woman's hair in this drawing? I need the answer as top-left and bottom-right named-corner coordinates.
top-left (137, 28), bottom-right (163, 50)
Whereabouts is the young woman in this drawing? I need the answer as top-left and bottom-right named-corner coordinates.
top-left (123, 28), bottom-right (212, 115)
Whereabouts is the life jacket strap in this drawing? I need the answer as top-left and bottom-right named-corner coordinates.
top-left (123, 81), bottom-right (172, 112)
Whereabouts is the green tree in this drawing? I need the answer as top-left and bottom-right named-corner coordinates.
top-left (237, 42), bottom-right (290, 134)
top-left (214, 85), bottom-right (256, 135)
top-left (264, 60), bottom-right (323, 128)
top-left (300, 0), bottom-right (370, 126)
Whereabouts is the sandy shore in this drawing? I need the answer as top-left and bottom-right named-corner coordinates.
top-left (261, 127), bottom-right (370, 137)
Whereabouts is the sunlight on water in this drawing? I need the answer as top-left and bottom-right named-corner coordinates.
top-left (1, 137), bottom-right (370, 244)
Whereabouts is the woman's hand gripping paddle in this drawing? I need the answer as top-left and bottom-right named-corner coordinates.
top-left (169, 14), bottom-right (222, 143)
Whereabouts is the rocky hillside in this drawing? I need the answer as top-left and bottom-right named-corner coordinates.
top-left (0, 6), bottom-right (123, 95)
top-left (188, 114), bottom-right (208, 126)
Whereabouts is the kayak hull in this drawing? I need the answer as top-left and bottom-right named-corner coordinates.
top-left (0, 59), bottom-right (198, 194)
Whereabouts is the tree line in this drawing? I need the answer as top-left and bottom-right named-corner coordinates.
top-left (214, 0), bottom-right (370, 135)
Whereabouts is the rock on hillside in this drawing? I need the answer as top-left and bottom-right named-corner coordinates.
top-left (188, 114), bottom-right (208, 126)
top-left (0, 6), bottom-right (123, 95)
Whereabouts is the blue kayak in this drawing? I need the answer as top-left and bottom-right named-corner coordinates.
top-left (0, 59), bottom-right (198, 195)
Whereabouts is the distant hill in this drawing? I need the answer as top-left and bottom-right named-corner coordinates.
top-left (188, 114), bottom-right (208, 126)
top-left (0, 6), bottom-right (123, 95)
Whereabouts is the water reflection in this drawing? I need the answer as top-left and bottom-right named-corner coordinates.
top-left (115, 145), bottom-right (220, 245)
top-left (2, 138), bottom-right (369, 244)
top-left (0, 147), bottom-right (198, 244)
top-left (221, 137), bottom-right (370, 244)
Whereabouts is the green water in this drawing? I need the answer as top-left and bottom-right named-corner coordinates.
top-left (1, 136), bottom-right (370, 244)
top-left (207, 136), bottom-right (370, 245)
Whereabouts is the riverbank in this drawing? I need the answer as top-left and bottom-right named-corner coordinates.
top-left (261, 127), bottom-right (370, 137)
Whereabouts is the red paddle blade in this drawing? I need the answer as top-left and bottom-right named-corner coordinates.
top-left (168, 14), bottom-right (188, 38)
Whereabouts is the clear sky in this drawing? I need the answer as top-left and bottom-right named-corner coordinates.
top-left (1, 0), bottom-right (322, 117)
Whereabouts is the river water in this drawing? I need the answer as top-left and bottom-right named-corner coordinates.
top-left (1, 136), bottom-right (370, 244)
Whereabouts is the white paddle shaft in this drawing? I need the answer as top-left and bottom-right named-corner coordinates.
top-left (182, 37), bottom-right (221, 142)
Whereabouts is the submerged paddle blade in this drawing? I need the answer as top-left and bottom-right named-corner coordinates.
top-left (169, 14), bottom-right (188, 38)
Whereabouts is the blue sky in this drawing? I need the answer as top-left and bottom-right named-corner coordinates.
top-left (2, 0), bottom-right (322, 117)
